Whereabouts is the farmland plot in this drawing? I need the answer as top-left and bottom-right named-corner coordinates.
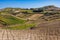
top-left (0, 27), bottom-right (60, 40)
top-left (0, 15), bottom-right (26, 25)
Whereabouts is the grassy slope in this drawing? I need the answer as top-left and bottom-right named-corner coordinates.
top-left (20, 10), bottom-right (33, 13)
top-left (0, 15), bottom-right (26, 25)
top-left (6, 23), bottom-right (35, 30)
top-left (0, 15), bottom-right (35, 30)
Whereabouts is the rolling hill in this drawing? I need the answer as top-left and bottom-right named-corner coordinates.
top-left (0, 5), bottom-right (60, 30)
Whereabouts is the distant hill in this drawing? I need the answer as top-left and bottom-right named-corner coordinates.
top-left (31, 5), bottom-right (60, 12)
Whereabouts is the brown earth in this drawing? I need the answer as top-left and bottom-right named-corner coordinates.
top-left (0, 20), bottom-right (60, 40)
top-left (0, 24), bottom-right (4, 27)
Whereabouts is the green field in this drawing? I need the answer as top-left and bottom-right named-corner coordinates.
top-left (0, 15), bottom-right (26, 25)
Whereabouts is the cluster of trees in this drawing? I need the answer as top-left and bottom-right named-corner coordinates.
top-left (30, 8), bottom-right (44, 12)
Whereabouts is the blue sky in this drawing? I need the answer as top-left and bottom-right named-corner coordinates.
top-left (0, 0), bottom-right (60, 8)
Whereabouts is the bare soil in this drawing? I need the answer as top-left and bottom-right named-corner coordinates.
top-left (0, 20), bottom-right (60, 40)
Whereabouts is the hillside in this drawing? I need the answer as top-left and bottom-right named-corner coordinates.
top-left (0, 5), bottom-right (60, 30)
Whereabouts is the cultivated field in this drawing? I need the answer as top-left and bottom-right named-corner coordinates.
top-left (0, 27), bottom-right (60, 40)
top-left (0, 20), bottom-right (60, 40)
top-left (0, 15), bottom-right (26, 25)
